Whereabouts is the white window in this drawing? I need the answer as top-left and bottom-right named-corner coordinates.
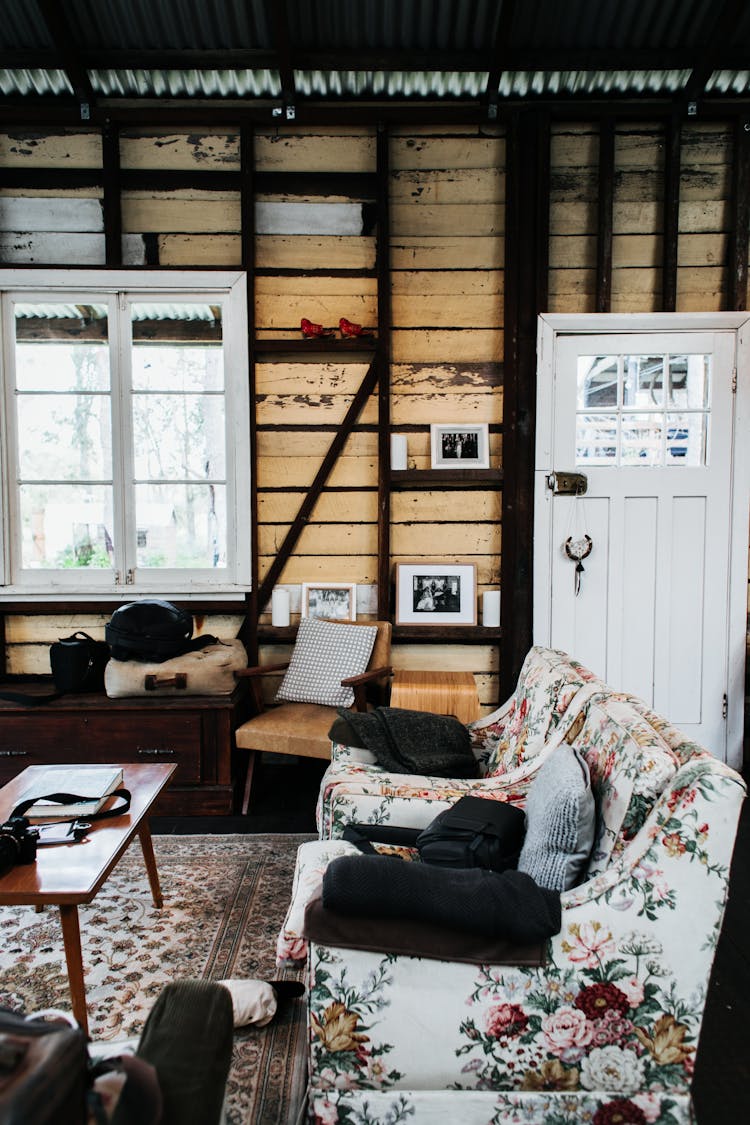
top-left (0, 270), bottom-right (251, 599)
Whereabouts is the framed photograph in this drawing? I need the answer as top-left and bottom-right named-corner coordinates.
top-left (395, 562), bottom-right (477, 626)
top-left (302, 582), bottom-right (357, 622)
top-left (430, 423), bottom-right (490, 469)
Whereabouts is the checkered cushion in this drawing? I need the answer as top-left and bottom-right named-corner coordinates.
top-left (275, 617), bottom-right (378, 708)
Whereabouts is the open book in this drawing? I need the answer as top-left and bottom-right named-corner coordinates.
top-left (21, 765), bottom-right (124, 820)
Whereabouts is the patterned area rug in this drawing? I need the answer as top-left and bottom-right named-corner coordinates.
top-left (0, 833), bottom-right (313, 1125)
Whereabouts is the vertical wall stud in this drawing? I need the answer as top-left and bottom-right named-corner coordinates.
top-left (729, 115), bottom-right (750, 311)
top-left (102, 121), bottom-right (121, 266)
top-left (376, 123), bottom-right (392, 620)
top-left (662, 114), bottom-right (681, 312)
top-left (596, 118), bottom-right (615, 313)
top-left (500, 109), bottom-right (550, 699)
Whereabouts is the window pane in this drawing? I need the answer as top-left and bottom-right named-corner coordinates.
top-left (17, 395), bottom-right (112, 480)
top-left (132, 394), bottom-right (226, 479)
top-left (14, 303), bottom-right (110, 391)
top-left (135, 484), bottom-right (226, 569)
top-left (623, 355), bottom-right (664, 407)
top-left (667, 412), bottom-right (706, 465)
top-left (621, 414), bottom-right (663, 465)
top-left (576, 414), bottom-right (617, 464)
top-left (667, 354), bottom-right (711, 409)
top-left (19, 484), bottom-right (114, 569)
top-left (577, 356), bottom-right (619, 408)
top-left (131, 303), bottom-right (223, 391)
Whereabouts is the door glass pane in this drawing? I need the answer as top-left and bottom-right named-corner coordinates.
top-left (576, 414), bottom-right (618, 463)
top-left (577, 356), bottom-right (619, 408)
top-left (621, 414), bottom-right (663, 465)
top-left (623, 355), bottom-right (664, 407)
top-left (19, 484), bottom-right (114, 569)
top-left (135, 483), bottom-right (226, 569)
top-left (667, 354), bottom-right (711, 409)
top-left (131, 302), bottom-right (226, 570)
top-left (666, 412), bottom-right (706, 465)
top-left (14, 302), bottom-right (114, 571)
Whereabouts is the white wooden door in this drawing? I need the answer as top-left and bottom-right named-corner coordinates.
top-left (534, 315), bottom-right (750, 766)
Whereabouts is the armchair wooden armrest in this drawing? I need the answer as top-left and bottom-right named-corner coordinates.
top-left (234, 661), bottom-right (290, 710)
top-left (341, 664), bottom-right (394, 712)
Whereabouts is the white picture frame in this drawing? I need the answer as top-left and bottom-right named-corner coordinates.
top-left (301, 582), bottom-right (357, 622)
top-left (430, 423), bottom-right (490, 469)
top-left (395, 562), bottom-right (477, 626)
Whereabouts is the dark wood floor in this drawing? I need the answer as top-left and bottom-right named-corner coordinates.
top-left (152, 753), bottom-right (750, 1125)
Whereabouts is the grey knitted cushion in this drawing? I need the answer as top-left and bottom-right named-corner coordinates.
top-left (517, 744), bottom-right (595, 891)
top-left (275, 617), bottom-right (377, 708)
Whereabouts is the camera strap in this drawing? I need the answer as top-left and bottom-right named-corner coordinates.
top-left (10, 788), bottom-right (132, 823)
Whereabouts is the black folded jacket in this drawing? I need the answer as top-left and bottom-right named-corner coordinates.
top-left (322, 855), bottom-right (561, 944)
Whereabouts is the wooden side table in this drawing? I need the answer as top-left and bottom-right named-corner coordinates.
top-left (390, 669), bottom-right (481, 724)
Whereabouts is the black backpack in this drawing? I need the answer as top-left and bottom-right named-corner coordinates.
top-left (105, 600), bottom-right (217, 663)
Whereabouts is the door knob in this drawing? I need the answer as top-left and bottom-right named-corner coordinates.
top-left (546, 471), bottom-right (588, 495)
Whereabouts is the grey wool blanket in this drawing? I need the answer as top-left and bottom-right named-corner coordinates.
top-left (322, 855), bottom-right (561, 944)
top-left (339, 706), bottom-right (479, 777)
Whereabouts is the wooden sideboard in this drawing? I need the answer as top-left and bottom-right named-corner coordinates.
top-left (0, 683), bottom-right (249, 816)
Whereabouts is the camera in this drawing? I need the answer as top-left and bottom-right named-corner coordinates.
top-left (0, 816), bottom-right (39, 877)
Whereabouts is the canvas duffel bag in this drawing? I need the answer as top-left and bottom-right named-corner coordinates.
top-left (104, 638), bottom-right (247, 698)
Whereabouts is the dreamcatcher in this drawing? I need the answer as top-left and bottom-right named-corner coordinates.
top-left (563, 487), bottom-right (592, 597)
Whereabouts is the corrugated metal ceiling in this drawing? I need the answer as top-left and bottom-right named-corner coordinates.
top-left (1, 0), bottom-right (750, 108)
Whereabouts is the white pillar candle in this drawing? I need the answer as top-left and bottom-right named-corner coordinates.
top-left (271, 587), bottom-right (291, 627)
top-left (391, 433), bottom-right (408, 470)
top-left (482, 590), bottom-right (501, 627)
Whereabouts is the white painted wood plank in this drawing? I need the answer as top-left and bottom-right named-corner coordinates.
top-left (0, 196), bottom-right (103, 232)
top-left (667, 496), bottom-right (705, 725)
top-left (255, 201), bottom-right (363, 235)
top-left (620, 496), bottom-right (657, 705)
top-left (0, 232), bottom-right (145, 264)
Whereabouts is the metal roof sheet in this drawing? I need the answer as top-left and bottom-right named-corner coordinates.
top-left (1, 0), bottom-right (750, 107)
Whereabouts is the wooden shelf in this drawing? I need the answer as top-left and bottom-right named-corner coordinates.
top-left (390, 468), bottom-right (503, 489)
top-left (255, 337), bottom-right (378, 360)
top-left (392, 625), bottom-right (501, 643)
top-left (257, 624), bottom-right (500, 645)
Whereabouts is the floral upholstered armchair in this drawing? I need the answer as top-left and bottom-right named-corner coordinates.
top-left (279, 671), bottom-right (745, 1125)
top-left (316, 645), bottom-right (606, 840)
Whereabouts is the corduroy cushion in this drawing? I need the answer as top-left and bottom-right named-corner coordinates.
top-left (517, 743), bottom-right (595, 891)
top-left (275, 617), bottom-right (377, 708)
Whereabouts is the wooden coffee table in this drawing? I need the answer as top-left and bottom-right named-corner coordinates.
top-left (0, 762), bottom-right (176, 1034)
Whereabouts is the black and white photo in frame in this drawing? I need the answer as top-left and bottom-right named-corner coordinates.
top-left (430, 423), bottom-right (490, 469)
top-left (301, 582), bottom-right (357, 621)
top-left (395, 562), bottom-right (477, 626)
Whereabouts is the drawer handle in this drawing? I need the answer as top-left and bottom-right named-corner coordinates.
top-left (137, 748), bottom-right (177, 757)
top-left (0, 749), bottom-right (28, 758)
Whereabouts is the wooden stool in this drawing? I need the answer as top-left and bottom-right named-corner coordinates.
top-left (390, 670), bottom-right (480, 724)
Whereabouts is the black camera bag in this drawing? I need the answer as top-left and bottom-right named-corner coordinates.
top-left (50, 632), bottom-right (110, 694)
top-left (0, 1007), bottom-right (88, 1125)
top-left (415, 795), bottom-right (526, 872)
top-left (0, 632), bottom-right (110, 707)
top-left (343, 794), bottom-right (526, 873)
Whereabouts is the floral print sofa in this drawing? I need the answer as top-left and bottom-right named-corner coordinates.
top-left (279, 650), bottom-right (746, 1125)
top-left (316, 645), bottom-right (607, 840)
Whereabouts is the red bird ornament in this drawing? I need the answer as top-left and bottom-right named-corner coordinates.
top-left (339, 317), bottom-right (374, 338)
top-left (300, 317), bottom-right (334, 339)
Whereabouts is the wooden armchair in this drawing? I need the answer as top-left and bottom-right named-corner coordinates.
top-left (233, 620), bottom-right (392, 814)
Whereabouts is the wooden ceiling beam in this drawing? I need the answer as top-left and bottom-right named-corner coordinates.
top-left (36, 0), bottom-right (96, 119)
top-left (265, 0), bottom-right (296, 117)
top-left (681, 0), bottom-right (748, 107)
top-left (485, 0), bottom-right (517, 116)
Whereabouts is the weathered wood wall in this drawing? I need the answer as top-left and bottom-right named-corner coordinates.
top-left (0, 118), bottom-right (746, 709)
